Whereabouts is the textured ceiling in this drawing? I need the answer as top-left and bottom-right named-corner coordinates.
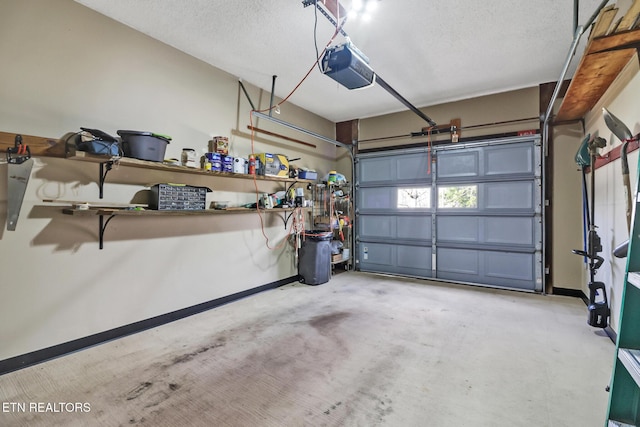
top-left (75, 0), bottom-right (607, 123)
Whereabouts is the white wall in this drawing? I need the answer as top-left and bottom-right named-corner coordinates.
top-left (550, 122), bottom-right (586, 289)
top-left (0, 0), bottom-right (337, 361)
top-left (583, 57), bottom-right (640, 333)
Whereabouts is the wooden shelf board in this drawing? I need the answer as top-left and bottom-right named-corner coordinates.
top-left (555, 28), bottom-right (640, 123)
top-left (589, 28), bottom-right (640, 54)
top-left (555, 48), bottom-right (637, 122)
top-left (66, 151), bottom-right (316, 184)
top-left (0, 131), bottom-right (66, 158)
top-left (61, 207), bottom-right (309, 217)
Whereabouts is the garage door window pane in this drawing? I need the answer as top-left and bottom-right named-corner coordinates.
top-left (397, 188), bottom-right (431, 208)
top-left (438, 185), bottom-right (477, 208)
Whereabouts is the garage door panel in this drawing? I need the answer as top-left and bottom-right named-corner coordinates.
top-left (485, 217), bottom-right (534, 246)
top-left (396, 154), bottom-right (431, 181)
top-left (485, 252), bottom-right (534, 281)
top-left (485, 181), bottom-right (533, 210)
top-left (359, 187), bottom-right (394, 210)
top-left (360, 158), bottom-right (394, 182)
top-left (397, 246), bottom-right (432, 270)
top-left (358, 151), bottom-right (431, 184)
top-left (437, 248), bottom-right (536, 289)
top-left (359, 243), bottom-right (433, 277)
top-left (437, 248), bottom-right (479, 275)
top-left (360, 215), bottom-right (431, 241)
top-left (437, 216), bottom-right (479, 243)
top-left (485, 144), bottom-right (534, 175)
top-left (359, 215), bottom-right (396, 239)
top-left (397, 216), bottom-right (432, 240)
top-left (361, 243), bottom-right (393, 266)
top-left (438, 151), bottom-right (479, 178)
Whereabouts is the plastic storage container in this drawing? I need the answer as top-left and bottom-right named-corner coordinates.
top-left (117, 130), bottom-right (171, 162)
top-left (149, 183), bottom-right (208, 210)
top-left (298, 231), bottom-right (332, 285)
top-left (298, 170), bottom-right (317, 180)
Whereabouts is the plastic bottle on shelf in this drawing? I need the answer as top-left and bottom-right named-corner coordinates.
top-left (248, 154), bottom-right (256, 175)
top-left (181, 148), bottom-right (197, 168)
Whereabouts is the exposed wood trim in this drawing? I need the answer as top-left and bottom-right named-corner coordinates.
top-left (593, 138), bottom-right (640, 170)
top-left (320, 0), bottom-right (347, 21)
top-left (555, 29), bottom-right (640, 122)
top-left (336, 119), bottom-right (357, 146)
top-left (0, 131), bottom-right (66, 158)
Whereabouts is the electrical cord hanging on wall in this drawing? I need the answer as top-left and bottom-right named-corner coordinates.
top-left (314, 0), bottom-right (322, 73)
top-left (248, 12), bottom-right (347, 250)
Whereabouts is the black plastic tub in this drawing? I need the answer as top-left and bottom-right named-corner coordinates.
top-left (117, 130), bottom-right (171, 162)
top-left (303, 230), bottom-right (333, 241)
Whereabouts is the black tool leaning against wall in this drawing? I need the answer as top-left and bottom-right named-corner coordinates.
top-left (6, 135), bottom-right (33, 231)
top-left (572, 135), bottom-right (609, 328)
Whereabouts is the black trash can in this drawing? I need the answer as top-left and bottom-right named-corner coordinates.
top-left (299, 231), bottom-right (332, 285)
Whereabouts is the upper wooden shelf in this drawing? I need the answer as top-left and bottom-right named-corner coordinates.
top-left (555, 28), bottom-right (640, 122)
top-left (67, 151), bottom-right (315, 184)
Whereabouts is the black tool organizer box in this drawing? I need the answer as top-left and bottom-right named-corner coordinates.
top-left (150, 184), bottom-right (208, 210)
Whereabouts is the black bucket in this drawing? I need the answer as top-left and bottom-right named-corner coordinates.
top-left (117, 130), bottom-right (171, 162)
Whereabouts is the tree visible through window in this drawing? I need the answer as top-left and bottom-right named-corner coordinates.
top-left (397, 187), bottom-right (431, 208)
top-left (438, 185), bottom-right (477, 208)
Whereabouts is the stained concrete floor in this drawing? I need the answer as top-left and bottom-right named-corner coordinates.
top-left (0, 272), bottom-right (614, 426)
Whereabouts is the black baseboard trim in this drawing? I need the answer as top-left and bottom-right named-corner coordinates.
top-left (604, 326), bottom-right (617, 343)
top-left (552, 287), bottom-right (589, 304)
top-left (0, 275), bottom-right (300, 376)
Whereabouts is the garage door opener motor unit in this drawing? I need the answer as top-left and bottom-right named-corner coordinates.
top-left (322, 42), bottom-right (375, 89)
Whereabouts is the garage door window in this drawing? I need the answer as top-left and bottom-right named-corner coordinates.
top-left (397, 187), bottom-right (431, 208)
top-left (438, 185), bottom-right (477, 209)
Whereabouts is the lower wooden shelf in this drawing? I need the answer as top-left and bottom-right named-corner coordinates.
top-left (62, 207), bottom-right (306, 216)
top-left (60, 206), bottom-right (310, 249)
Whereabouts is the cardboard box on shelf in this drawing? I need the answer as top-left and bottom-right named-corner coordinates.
top-left (253, 153), bottom-right (289, 177)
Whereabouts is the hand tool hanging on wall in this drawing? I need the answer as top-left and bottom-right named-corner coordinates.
top-left (572, 135), bottom-right (609, 328)
top-left (603, 108), bottom-right (637, 259)
top-left (6, 135), bottom-right (33, 231)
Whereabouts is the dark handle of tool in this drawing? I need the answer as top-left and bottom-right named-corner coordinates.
top-left (6, 134), bottom-right (31, 164)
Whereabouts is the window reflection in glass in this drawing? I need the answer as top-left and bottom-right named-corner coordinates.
top-left (397, 188), bottom-right (431, 208)
top-left (438, 185), bottom-right (478, 208)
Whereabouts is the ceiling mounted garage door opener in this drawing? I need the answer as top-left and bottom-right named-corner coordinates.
top-left (6, 135), bottom-right (33, 231)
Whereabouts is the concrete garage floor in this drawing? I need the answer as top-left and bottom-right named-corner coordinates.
top-left (0, 272), bottom-right (613, 426)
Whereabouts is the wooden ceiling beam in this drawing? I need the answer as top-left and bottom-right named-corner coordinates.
top-left (320, 0), bottom-right (347, 21)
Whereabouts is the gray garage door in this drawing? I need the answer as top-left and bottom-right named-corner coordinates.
top-left (356, 135), bottom-right (543, 292)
